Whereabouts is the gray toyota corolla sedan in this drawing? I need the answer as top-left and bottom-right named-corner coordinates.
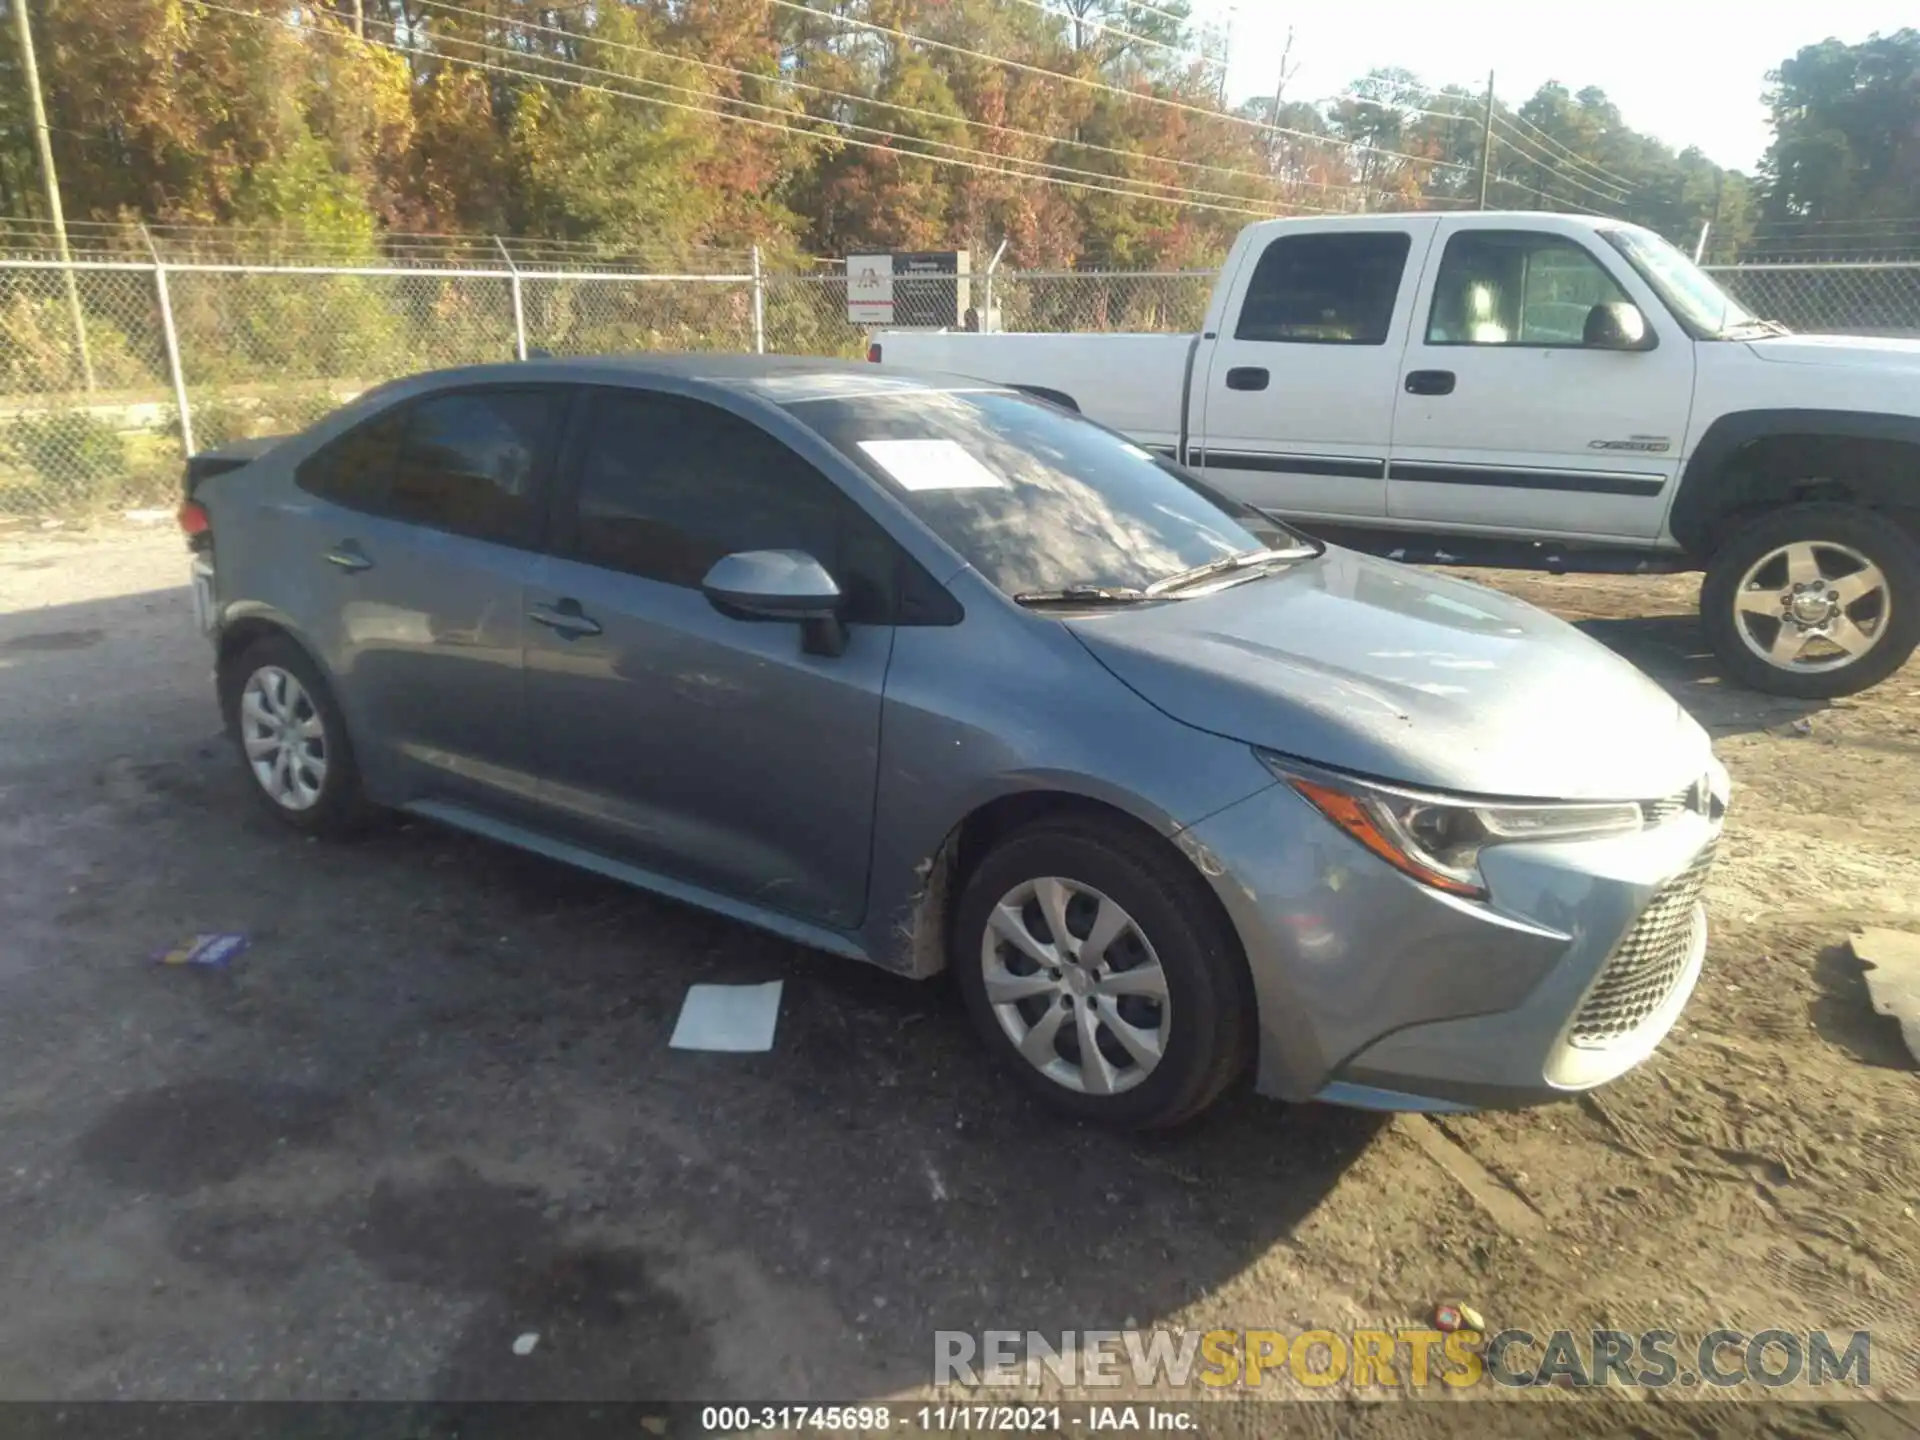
top-left (180, 355), bottom-right (1728, 1128)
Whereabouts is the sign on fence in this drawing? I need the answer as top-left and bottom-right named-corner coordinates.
top-left (845, 251), bottom-right (972, 327)
top-left (846, 254), bottom-right (893, 324)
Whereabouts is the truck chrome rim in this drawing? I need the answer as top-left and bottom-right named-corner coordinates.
top-left (1732, 541), bottom-right (1889, 673)
top-left (980, 877), bottom-right (1170, 1097)
top-left (240, 666), bottom-right (328, 811)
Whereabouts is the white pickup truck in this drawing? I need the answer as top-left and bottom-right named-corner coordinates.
top-left (874, 211), bottom-right (1920, 698)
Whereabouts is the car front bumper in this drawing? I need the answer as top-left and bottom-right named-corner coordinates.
top-left (1179, 761), bottom-right (1728, 1111)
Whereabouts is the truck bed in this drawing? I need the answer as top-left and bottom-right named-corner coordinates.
top-left (872, 331), bottom-right (1194, 457)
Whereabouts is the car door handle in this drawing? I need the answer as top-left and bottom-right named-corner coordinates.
top-left (528, 600), bottom-right (602, 639)
top-left (1404, 369), bottom-right (1457, 396)
top-left (324, 543), bottom-right (373, 573)
top-left (1225, 366), bottom-right (1269, 391)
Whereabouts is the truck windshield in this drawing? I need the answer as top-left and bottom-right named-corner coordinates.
top-left (1599, 227), bottom-right (1760, 338)
top-left (781, 387), bottom-right (1303, 600)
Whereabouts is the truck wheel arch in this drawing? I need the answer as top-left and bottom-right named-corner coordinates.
top-left (1672, 409), bottom-right (1920, 555)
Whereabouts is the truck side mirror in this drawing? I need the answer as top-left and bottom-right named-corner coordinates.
top-left (1584, 302), bottom-right (1655, 351)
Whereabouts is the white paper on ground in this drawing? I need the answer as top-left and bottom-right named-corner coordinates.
top-left (856, 439), bottom-right (1009, 492)
top-left (669, 980), bottom-right (785, 1052)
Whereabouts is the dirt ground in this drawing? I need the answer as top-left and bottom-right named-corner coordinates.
top-left (0, 524), bottom-right (1914, 1426)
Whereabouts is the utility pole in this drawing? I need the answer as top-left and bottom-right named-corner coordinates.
top-left (1216, 4), bottom-right (1237, 108)
top-left (1266, 26), bottom-right (1298, 166)
top-left (350, 0), bottom-right (364, 38)
top-left (1476, 70), bottom-right (1495, 211)
top-left (10, 0), bottom-right (94, 390)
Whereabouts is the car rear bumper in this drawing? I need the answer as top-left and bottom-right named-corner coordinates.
top-left (1179, 765), bottom-right (1726, 1111)
top-left (191, 555), bottom-right (217, 639)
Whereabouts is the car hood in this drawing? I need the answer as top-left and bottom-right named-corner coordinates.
top-left (1745, 333), bottom-right (1920, 373)
top-left (1066, 548), bottom-right (1711, 801)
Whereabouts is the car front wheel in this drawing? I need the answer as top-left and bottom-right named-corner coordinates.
top-left (1700, 503), bottom-right (1920, 699)
top-left (952, 817), bottom-right (1252, 1129)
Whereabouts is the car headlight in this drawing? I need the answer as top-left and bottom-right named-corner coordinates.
top-left (1264, 756), bottom-right (1644, 900)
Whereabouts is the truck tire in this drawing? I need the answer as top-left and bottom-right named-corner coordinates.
top-left (1700, 503), bottom-right (1920, 699)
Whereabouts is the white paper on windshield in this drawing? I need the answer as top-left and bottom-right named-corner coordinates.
top-left (857, 439), bottom-right (1009, 492)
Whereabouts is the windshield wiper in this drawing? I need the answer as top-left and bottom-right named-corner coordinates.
top-left (1012, 584), bottom-right (1154, 607)
top-left (1144, 543), bottom-right (1319, 597)
top-left (1719, 317), bottom-right (1792, 339)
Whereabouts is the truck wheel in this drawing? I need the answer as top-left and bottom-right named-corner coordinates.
top-left (1700, 503), bottom-right (1920, 699)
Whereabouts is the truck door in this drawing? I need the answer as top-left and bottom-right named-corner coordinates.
top-left (1193, 220), bottom-right (1437, 521)
top-left (1387, 223), bottom-right (1695, 540)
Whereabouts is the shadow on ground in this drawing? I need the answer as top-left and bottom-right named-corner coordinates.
top-left (1571, 611), bottom-right (1827, 738)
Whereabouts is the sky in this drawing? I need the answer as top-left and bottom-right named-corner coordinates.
top-left (1195, 0), bottom-right (1913, 173)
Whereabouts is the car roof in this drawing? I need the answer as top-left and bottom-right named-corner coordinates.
top-left (1250, 210), bottom-right (1623, 232)
top-left (382, 352), bottom-right (1008, 405)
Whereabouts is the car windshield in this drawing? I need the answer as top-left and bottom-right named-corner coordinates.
top-left (781, 386), bottom-right (1303, 599)
top-left (1599, 226), bottom-right (1760, 338)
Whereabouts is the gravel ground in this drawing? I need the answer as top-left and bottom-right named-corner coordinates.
top-left (0, 524), bottom-right (1913, 1424)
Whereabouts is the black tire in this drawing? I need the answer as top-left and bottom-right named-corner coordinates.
top-left (1700, 503), bottom-right (1920, 699)
top-left (952, 816), bottom-right (1253, 1129)
top-left (219, 632), bottom-right (371, 837)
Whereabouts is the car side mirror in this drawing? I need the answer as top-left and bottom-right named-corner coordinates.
top-left (700, 549), bottom-right (847, 657)
top-left (1583, 301), bottom-right (1655, 351)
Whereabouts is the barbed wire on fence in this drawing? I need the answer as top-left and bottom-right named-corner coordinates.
top-left (0, 216), bottom-right (758, 274)
top-left (1, 246), bottom-right (1916, 517)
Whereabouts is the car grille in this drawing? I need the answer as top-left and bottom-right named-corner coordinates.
top-left (1640, 788), bottom-right (1692, 824)
top-left (1567, 841), bottom-right (1716, 1049)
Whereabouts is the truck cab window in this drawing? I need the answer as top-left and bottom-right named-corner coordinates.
top-left (1233, 232), bottom-right (1412, 345)
top-left (1427, 232), bottom-right (1631, 346)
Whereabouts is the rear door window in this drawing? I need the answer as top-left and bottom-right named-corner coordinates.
top-left (1233, 232), bottom-right (1413, 344)
top-left (387, 389), bottom-right (561, 547)
top-left (294, 407), bottom-right (404, 513)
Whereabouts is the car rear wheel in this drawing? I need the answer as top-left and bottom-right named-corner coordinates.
top-left (222, 634), bottom-right (369, 836)
top-left (1700, 503), bottom-right (1920, 699)
top-left (952, 817), bottom-right (1252, 1129)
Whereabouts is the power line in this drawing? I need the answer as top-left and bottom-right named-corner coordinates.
top-left (197, 3), bottom-right (1296, 219)
top-left (1498, 106), bottom-right (1637, 189)
top-left (417, 0), bottom-right (1461, 206)
top-left (1318, 93), bottom-right (1485, 128)
top-left (414, 0), bottom-right (1299, 200)
top-left (998, 0), bottom-right (1199, 61)
top-left (1486, 174), bottom-right (1612, 217)
top-left (1094, 0), bottom-right (1201, 26)
top-left (403, 0), bottom-right (1444, 212)
top-left (390, 13), bottom-right (1295, 213)
top-left (761, 0), bottom-right (1474, 176)
top-left (1338, 76), bottom-right (1638, 191)
top-left (1330, 92), bottom-right (1636, 201)
top-left (1485, 121), bottom-right (1632, 206)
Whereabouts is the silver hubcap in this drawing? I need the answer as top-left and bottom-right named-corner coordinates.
top-left (240, 666), bottom-right (328, 811)
top-left (980, 876), bottom-right (1171, 1097)
top-left (1733, 541), bottom-right (1890, 673)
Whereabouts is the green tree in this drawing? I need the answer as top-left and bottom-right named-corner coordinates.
top-left (1759, 29), bottom-right (1920, 222)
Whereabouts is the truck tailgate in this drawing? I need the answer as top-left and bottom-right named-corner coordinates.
top-left (872, 331), bottom-right (1194, 455)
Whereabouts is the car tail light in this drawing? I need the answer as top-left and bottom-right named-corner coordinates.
top-left (866, 342), bottom-right (882, 363)
top-left (177, 498), bottom-right (210, 538)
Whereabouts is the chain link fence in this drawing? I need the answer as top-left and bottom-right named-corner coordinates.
top-left (2, 249), bottom-right (1917, 517)
top-left (1701, 262), bottom-right (1920, 339)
